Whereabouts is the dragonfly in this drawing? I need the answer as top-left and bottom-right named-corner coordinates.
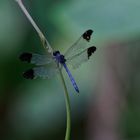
top-left (19, 29), bottom-right (96, 93)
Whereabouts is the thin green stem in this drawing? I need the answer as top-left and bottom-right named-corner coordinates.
top-left (59, 69), bottom-right (71, 140)
top-left (15, 0), bottom-right (53, 53)
top-left (15, 1), bottom-right (71, 140)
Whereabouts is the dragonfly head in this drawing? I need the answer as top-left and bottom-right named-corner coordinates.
top-left (53, 51), bottom-right (60, 56)
top-left (53, 50), bottom-right (66, 64)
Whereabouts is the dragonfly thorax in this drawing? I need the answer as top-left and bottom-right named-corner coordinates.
top-left (53, 51), bottom-right (66, 64)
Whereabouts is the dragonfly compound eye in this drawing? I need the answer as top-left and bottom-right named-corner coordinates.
top-left (53, 51), bottom-right (60, 56)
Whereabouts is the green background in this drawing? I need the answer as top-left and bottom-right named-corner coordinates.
top-left (0, 0), bottom-right (140, 139)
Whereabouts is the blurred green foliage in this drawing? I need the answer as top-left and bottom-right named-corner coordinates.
top-left (0, 0), bottom-right (140, 140)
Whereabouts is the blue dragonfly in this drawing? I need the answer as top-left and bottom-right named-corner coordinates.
top-left (19, 29), bottom-right (96, 93)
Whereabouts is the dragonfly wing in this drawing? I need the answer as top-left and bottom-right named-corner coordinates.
top-left (19, 52), bottom-right (53, 65)
top-left (23, 64), bottom-right (58, 79)
top-left (64, 29), bottom-right (94, 59)
top-left (66, 46), bottom-right (96, 69)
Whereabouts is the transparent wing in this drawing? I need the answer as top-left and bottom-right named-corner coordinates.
top-left (33, 65), bottom-right (58, 79)
top-left (31, 53), bottom-right (53, 65)
top-left (19, 52), bottom-right (53, 65)
top-left (23, 63), bottom-right (59, 79)
top-left (64, 29), bottom-right (94, 59)
top-left (66, 46), bottom-right (96, 69)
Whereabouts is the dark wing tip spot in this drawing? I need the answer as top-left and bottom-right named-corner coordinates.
top-left (23, 69), bottom-right (35, 79)
top-left (87, 46), bottom-right (96, 59)
top-left (19, 52), bottom-right (32, 63)
top-left (82, 29), bottom-right (93, 41)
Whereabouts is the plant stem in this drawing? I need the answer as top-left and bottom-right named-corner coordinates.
top-left (59, 69), bottom-right (71, 140)
top-left (15, 0), bottom-right (53, 53)
top-left (15, 1), bottom-right (71, 139)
